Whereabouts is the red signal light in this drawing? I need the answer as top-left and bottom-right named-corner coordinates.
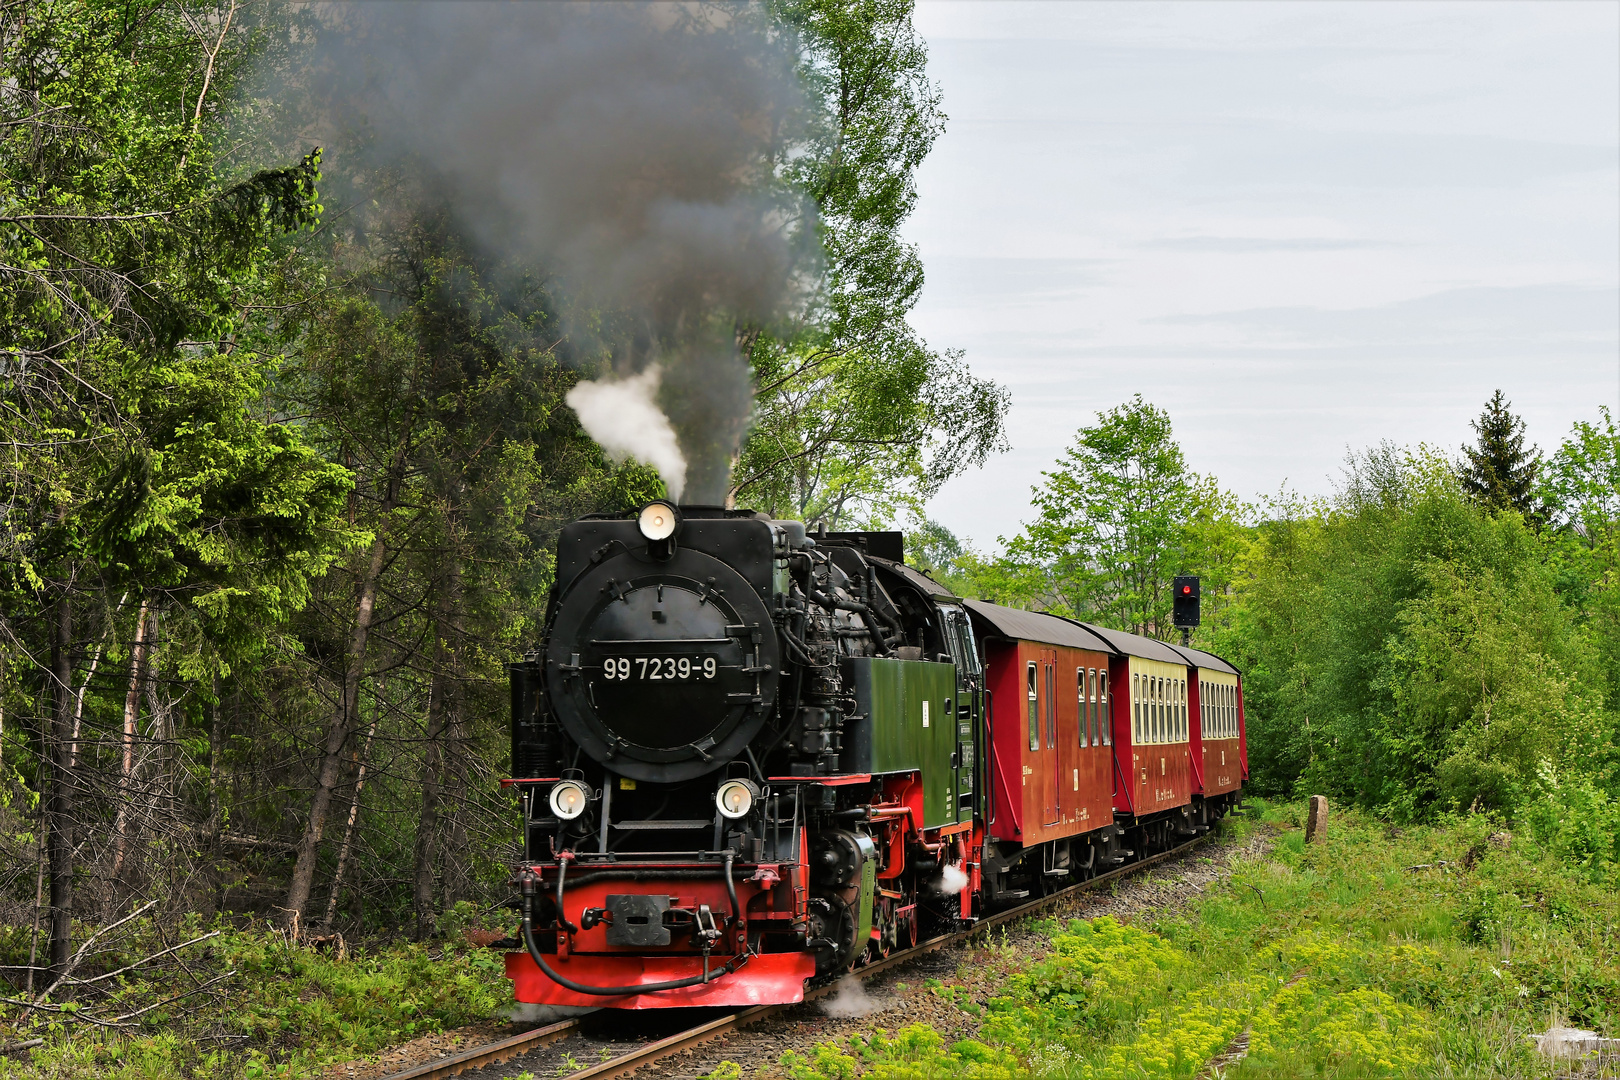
top-left (1181, 585), bottom-right (1191, 595)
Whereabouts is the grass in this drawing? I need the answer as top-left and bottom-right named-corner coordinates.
top-left (0, 904), bottom-right (513, 1079)
top-left (7, 807), bottom-right (1616, 1078)
top-left (773, 801), bottom-right (1620, 1079)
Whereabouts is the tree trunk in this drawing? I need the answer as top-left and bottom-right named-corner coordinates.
top-left (283, 530), bottom-right (390, 930)
top-left (442, 708), bottom-right (471, 909)
top-left (208, 677), bottom-right (224, 839)
top-left (110, 597), bottom-right (152, 882)
top-left (324, 712), bottom-right (378, 932)
top-left (283, 415), bottom-right (417, 933)
top-left (201, 678), bottom-right (226, 922)
top-left (67, 590), bottom-right (126, 771)
top-left (412, 677), bottom-right (444, 940)
top-left (413, 558), bottom-right (461, 940)
top-left (47, 593), bottom-right (74, 973)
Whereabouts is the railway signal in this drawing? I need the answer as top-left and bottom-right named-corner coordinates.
top-left (1173, 576), bottom-right (1200, 644)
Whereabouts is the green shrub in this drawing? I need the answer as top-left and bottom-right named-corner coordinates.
top-left (1523, 762), bottom-right (1620, 881)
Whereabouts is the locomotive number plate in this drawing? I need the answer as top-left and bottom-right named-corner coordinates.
top-left (601, 656), bottom-right (717, 680)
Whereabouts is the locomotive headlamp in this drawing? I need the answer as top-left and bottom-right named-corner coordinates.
top-left (549, 780), bottom-right (590, 820)
top-left (638, 501), bottom-right (679, 541)
top-left (715, 779), bottom-right (759, 820)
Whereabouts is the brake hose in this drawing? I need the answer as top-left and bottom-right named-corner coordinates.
top-left (518, 868), bottom-right (747, 996)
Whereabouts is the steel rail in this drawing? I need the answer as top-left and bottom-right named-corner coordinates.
top-left (384, 831), bottom-right (1215, 1080)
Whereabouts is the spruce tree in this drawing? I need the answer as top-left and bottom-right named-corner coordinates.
top-left (1460, 390), bottom-right (1539, 515)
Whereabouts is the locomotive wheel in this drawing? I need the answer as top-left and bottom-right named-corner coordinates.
top-left (809, 896), bottom-right (861, 975)
top-left (870, 897), bottom-right (897, 961)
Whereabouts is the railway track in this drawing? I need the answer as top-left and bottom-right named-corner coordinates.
top-left (384, 830), bottom-right (1218, 1080)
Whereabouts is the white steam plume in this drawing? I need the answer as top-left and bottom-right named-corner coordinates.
top-left (935, 863), bottom-right (970, 896)
top-left (565, 366), bottom-right (686, 500)
top-left (820, 975), bottom-right (881, 1018)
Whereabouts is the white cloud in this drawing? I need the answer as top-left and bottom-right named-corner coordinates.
top-left (905, 1), bottom-right (1619, 546)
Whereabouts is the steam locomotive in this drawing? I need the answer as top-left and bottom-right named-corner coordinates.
top-left (503, 503), bottom-right (1246, 1009)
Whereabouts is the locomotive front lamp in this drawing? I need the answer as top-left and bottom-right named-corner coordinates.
top-left (715, 779), bottom-right (759, 820)
top-left (638, 501), bottom-right (679, 541)
top-left (549, 780), bottom-right (590, 820)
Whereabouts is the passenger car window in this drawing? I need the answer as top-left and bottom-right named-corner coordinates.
top-left (1027, 662), bottom-right (1038, 752)
top-left (1100, 671), bottom-right (1111, 744)
top-left (1153, 677), bottom-right (1163, 744)
top-left (1087, 668), bottom-right (1098, 746)
top-left (1077, 669), bottom-right (1088, 748)
top-left (1132, 673), bottom-right (1142, 744)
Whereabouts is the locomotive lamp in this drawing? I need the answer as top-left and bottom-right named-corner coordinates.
top-left (549, 780), bottom-right (591, 820)
top-left (715, 778), bottom-right (759, 819)
top-left (638, 501), bottom-right (679, 541)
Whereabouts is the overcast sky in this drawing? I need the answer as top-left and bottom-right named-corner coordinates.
top-left (903, 1), bottom-right (1620, 549)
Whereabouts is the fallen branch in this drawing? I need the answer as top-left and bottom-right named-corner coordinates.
top-left (1405, 861), bottom-right (1451, 872)
top-left (111, 970), bottom-right (236, 1023)
top-left (218, 832), bottom-right (298, 853)
top-left (18, 900), bottom-right (157, 1016)
top-left (0, 997), bottom-right (135, 1029)
top-left (64, 931), bottom-right (221, 987)
top-left (1, 1039), bottom-right (44, 1054)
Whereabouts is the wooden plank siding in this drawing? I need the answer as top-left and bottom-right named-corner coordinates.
top-left (983, 639), bottom-right (1113, 843)
top-left (1194, 668), bottom-right (1243, 797)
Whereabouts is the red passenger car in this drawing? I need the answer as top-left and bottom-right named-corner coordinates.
top-left (966, 602), bottom-right (1128, 901)
top-left (1169, 643), bottom-right (1247, 825)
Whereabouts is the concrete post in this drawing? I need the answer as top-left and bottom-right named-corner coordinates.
top-left (1306, 795), bottom-right (1329, 843)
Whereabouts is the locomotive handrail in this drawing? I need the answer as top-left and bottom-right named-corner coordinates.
top-left (589, 637), bottom-right (732, 645)
top-left (983, 688), bottom-right (996, 828)
top-left (1113, 752), bottom-right (1135, 815)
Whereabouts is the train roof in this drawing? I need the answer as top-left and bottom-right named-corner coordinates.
top-left (1164, 642), bottom-right (1240, 676)
top-left (963, 600), bottom-right (1114, 652)
top-left (870, 556), bottom-right (960, 600)
top-left (1073, 622), bottom-right (1191, 666)
top-left (963, 599), bottom-right (1243, 675)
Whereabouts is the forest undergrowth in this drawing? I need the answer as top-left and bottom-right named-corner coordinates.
top-left (0, 902), bottom-right (513, 1079)
top-left (2, 802), bottom-right (1615, 1078)
top-left (769, 801), bottom-right (1619, 1080)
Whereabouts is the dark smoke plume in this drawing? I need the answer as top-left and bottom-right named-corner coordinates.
top-left (323, 3), bottom-right (812, 501)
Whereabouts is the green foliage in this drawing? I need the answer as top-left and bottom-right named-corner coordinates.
top-left (1209, 441), bottom-right (1619, 827)
top-left (0, 0), bottom-right (348, 629)
top-left (0, 918), bottom-right (511, 1079)
top-left (779, 809), bottom-right (1620, 1079)
top-left (1460, 390), bottom-right (1540, 517)
top-left (1538, 406), bottom-right (1620, 707)
top-left (981, 401), bottom-right (1619, 833)
top-left (737, 0), bottom-right (1008, 525)
top-left (1523, 763), bottom-right (1620, 881)
top-left (993, 396), bottom-right (1251, 639)
top-left (1006, 395), bottom-right (1194, 633)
